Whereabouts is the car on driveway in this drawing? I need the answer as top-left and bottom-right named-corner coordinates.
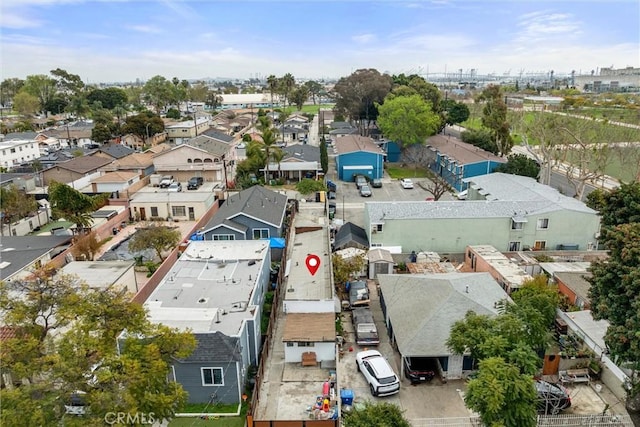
top-left (187, 176), bottom-right (203, 190)
top-left (356, 350), bottom-right (400, 397)
top-left (371, 178), bottom-right (382, 188)
top-left (359, 185), bottom-right (372, 197)
top-left (400, 178), bottom-right (414, 189)
top-left (167, 182), bottom-right (182, 192)
top-left (355, 175), bottom-right (367, 189)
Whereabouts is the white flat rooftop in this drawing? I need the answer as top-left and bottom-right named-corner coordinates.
top-left (144, 240), bottom-right (270, 335)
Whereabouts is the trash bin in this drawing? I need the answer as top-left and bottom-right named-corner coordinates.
top-left (112, 227), bottom-right (118, 235)
top-left (340, 389), bottom-right (354, 406)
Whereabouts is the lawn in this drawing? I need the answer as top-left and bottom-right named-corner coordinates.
top-left (576, 107), bottom-right (640, 126)
top-left (30, 219), bottom-right (74, 234)
top-left (563, 146), bottom-right (640, 183)
top-left (168, 403), bottom-right (247, 427)
top-left (386, 164), bottom-right (429, 179)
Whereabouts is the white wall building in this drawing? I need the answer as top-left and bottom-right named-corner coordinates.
top-left (0, 139), bottom-right (41, 169)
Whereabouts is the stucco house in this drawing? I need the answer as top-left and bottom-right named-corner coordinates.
top-left (129, 189), bottom-right (218, 222)
top-left (42, 156), bottom-right (113, 185)
top-left (378, 273), bottom-right (510, 380)
top-left (91, 144), bottom-right (134, 160)
top-left (165, 118), bottom-right (210, 145)
top-left (100, 152), bottom-right (155, 177)
top-left (200, 186), bottom-right (288, 241)
top-left (151, 140), bottom-right (233, 185)
top-left (142, 240), bottom-right (271, 404)
top-left (426, 135), bottom-right (506, 192)
top-left (335, 135), bottom-right (386, 182)
top-left (90, 171), bottom-right (140, 195)
top-left (365, 173), bottom-right (601, 254)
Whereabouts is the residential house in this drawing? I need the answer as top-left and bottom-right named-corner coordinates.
top-left (200, 186), bottom-right (288, 241)
top-left (142, 240), bottom-right (271, 404)
top-left (217, 93), bottom-right (277, 110)
top-left (165, 117), bottom-right (210, 145)
top-left (100, 152), bottom-right (155, 177)
top-left (151, 141), bottom-right (232, 185)
top-left (45, 121), bottom-right (95, 148)
top-left (129, 189), bottom-right (218, 222)
top-left (0, 138), bottom-right (41, 170)
top-left (35, 148), bottom-right (96, 170)
top-left (90, 171), bottom-right (141, 196)
top-left (426, 135), bottom-right (506, 192)
top-left (463, 245), bottom-right (533, 294)
top-left (42, 156), bottom-right (113, 186)
top-left (0, 173), bottom-right (37, 192)
top-left (281, 203), bottom-right (335, 364)
top-left (333, 222), bottom-right (369, 251)
top-left (365, 173), bottom-right (601, 254)
top-left (263, 144), bottom-right (322, 182)
top-left (367, 248), bottom-right (394, 280)
top-left (335, 135), bottom-right (386, 182)
top-left (277, 125), bottom-right (305, 145)
top-left (91, 144), bottom-right (134, 161)
top-left (0, 236), bottom-right (73, 281)
top-left (378, 273), bottom-right (510, 380)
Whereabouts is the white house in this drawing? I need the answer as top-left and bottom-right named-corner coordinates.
top-left (0, 139), bottom-right (41, 169)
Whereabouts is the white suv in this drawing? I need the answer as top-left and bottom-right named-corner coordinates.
top-left (356, 350), bottom-right (400, 397)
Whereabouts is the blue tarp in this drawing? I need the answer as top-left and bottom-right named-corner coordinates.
top-left (268, 237), bottom-right (286, 249)
top-left (190, 233), bottom-right (204, 241)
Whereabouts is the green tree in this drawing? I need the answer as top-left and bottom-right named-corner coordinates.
top-left (122, 111), bottom-right (164, 145)
top-left (278, 73), bottom-right (296, 111)
top-left (343, 401), bottom-right (411, 427)
top-left (48, 181), bottom-right (98, 229)
top-left (441, 99), bottom-right (470, 125)
top-left (50, 68), bottom-right (85, 97)
top-left (91, 123), bottom-right (113, 144)
top-left (333, 69), bottom-right (393, 135)
top-left (128, 225), bottom-right (181, 261)
top-left (0, 185), bottom-right (37, 236)
top-left (377, 94), bottom-right (440, 154)
top-left (0, 77), bottom-right (25, 107)
top-left (296, 178), bottom-right (326, 195)
top-left (291, 85), bottom-right (310, 111)
top-left (320, 138), bottom-right (329, 174)
top-left (257, 117), bottom-right (279, 182)
top-left (586, 182), bottom-right (640, 227)
top-left (270, 147), bottom-right (285, 180)
top-left (12, 90), bottom-right (40, 117)
top-left (304, 80), bottom-right (323, 105)
top-left (22, 74), bottom-right (57, 114)
top-left (465, 357), bottom-right (537, 427)
top-left (477, 85), bottom-right (513, 156)
top-left (86, 87), bottom-right (128, 110)
top-left (461, 128), bottom-right (499, 154)
top-left (143, 75), bottom-right (178, 113)
top-left (332, 252), bottom-right (366, 288)
top-left (0, 270), bottom-right (196, 426)
top-left (70, 231), bottom-right (103, 261)
top-left (495, 154), bottom-right (540, 178)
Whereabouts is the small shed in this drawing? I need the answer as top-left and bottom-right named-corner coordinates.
top-left (367, 248), bottom-right (394, 279)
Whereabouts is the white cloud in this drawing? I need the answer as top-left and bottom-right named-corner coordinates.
top-left (126, 24), bottom-right (163, 34)
top-left (517, 11), bottom-right (582, 42)
top-left (352, 33), bottom-right (376, 44)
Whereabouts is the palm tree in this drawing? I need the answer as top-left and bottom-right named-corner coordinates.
top-left (270, 148), bottom-right (285, 180)
top-left (260, 126), bottom-right (279, 183)
top-left (267, 75), bottom-right (278, 112)
top-left (279, 73), bottom-right (296, 113)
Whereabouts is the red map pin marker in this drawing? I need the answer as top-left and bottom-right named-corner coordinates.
top-left (305, 254), bottom-right (321, 276)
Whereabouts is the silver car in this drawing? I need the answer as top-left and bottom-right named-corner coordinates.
top-left (359, 185), bottom-right (372, 197)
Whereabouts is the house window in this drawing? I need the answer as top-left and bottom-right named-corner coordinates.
top-left (371, 243), bottom-right (382, 247)
top-left (534, 240), bottom-right (547, 250)
top-left (213, 235), bottom-right (235, 241)
top-left (537, 218), bottom-right (549, 230)
top-left (201, 367), bottom-right (224, 386)
top-left (150, 207), bottom-right (158, 217)
top-left (297, 342), bottom-right (315, 347)
top-left (509, 241), bottom-right (521, 251)
top-left (253, 229), bottom-right (269, 239)
top-left (375, 224), bottom-right (383, 232)
top-left (511, 220), bottom-right (524, 230)
top-left (286, 342), bottom-right (294, 347)
top-left (10, 148), bottom-right (15, 153)
top-left (172, 206), bottom-right (186, 217)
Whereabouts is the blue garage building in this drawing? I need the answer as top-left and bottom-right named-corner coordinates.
top-left (335, 135), bottom-right (386, 182)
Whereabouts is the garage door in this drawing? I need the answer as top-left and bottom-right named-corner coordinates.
top-left (341, 165), bottom-right (373, 182)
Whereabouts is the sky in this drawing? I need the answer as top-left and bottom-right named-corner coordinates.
top-left (1, 0), bottom-right (639, 84)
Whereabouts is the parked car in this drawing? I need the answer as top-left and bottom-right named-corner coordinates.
top-left (159, 175), bottom-right (174, 188)
top-left (327, 191), bottom-right (336, 200)
top-left (371, 178), bottom-right (382, 188)
top-left (328, 202), bottom-right (336, 218)
top-left (167, 182), bottom-right (182, 192)
top-left (359, 185), bottom-right (372, 197)
top-left (327, 180), bottom-right (337, 192)
top-left (187, 176), bottom-right (204, 190)
top-left (356, 350), bottom-right (400, 397)
top-left (400, 178), bottom-right (414, 189)
top-left (352, 308), bottom-right (379, 346)
top-left (535, 380), bottom-right (571, 414)
top-left (403, 357), bottom-right (436, 384)
top-left (355, 175), bottom-right (367, 189)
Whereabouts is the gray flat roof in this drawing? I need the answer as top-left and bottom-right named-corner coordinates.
top-left (60, 261), bottom-right (134, 289)
top-left (131, 189), bottom-right (217, 203)
top-left (284, 204), bottom-right (333, 301)
top-left (144, 240), bottom-right (270, 335)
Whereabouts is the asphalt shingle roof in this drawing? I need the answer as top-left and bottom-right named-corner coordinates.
top-left (189, 135), bottom-right (232, 156)
top-left (282, 144), bottom-right (320, 163)
top-left (48, 155), bottom-right (113, 174)
top-left (378, 273), bottom-right (509, 356)
top-left (95, 144), bottom-right (134, 159)
top-left (334, 222), bottom-right (369, 250)
top-left (201, 129), bottom-right (234, 143)
top-left (0, 236), bottom-right (73, 280)
top-left (178, 332), bottom-right (241, 363)
top-left (202, 186), bottom-right (288, 233)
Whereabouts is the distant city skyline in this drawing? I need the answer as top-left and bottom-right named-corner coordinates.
top-left (1, 0), bottom-right (638, 84)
